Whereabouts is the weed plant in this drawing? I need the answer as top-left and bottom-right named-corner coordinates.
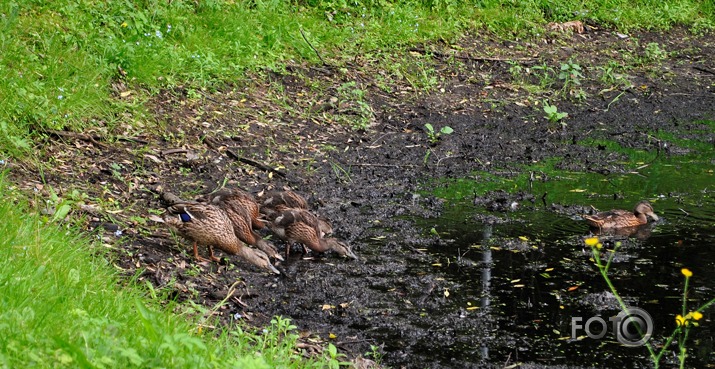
top-left (583, 237), bottom-right (715, 369)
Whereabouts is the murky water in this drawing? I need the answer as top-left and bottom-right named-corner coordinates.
top-left (397, 143), bottom-right (715, 367)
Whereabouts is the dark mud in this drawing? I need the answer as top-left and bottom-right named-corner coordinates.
top-left (11, 27), bottom-right (715, 368)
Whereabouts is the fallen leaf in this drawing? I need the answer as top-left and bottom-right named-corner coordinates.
top-left (144, 154), bottom-right (162, 164)
top-left (148, 215), bottom-right (165, 223)
top-left (444, 288), bottom-right (450, 298)
top-left (321, 304), bottom-right (334, 310)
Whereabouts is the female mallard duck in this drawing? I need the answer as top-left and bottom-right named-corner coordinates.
top-left (582, 201), bottom-right (659, 229)
top-left (259, 190), bottom-right (309, 215)
top-left (165, 202), bottom-right (280, 274)
top-left (259, 190), bottom-right (333, 236)
top-left (212, 188), bottom-right (265, 229)
top-left (268, 209), bottom-right (358, 260)
top-left (211, 189), bottom-right (284, 261)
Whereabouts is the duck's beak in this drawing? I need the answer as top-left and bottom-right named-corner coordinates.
top-left (267, 263), bottom-right (281, 274)
top-left (344, 249), bottom-right (359, 261)
top-left (648, 212), bottom-right (659, 221)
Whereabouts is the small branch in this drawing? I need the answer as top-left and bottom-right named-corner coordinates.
top-left (44, 129), bottom-right (107, 148)
top-left (408, 47), bottom-right (535, 64)
top-left (161, 191), bottom-right (189, 206)
top-left (693, 65), bottom-right (715, 76)
top-left (146, 186), bottom-right (191, 206)
top-left (299, 27), bottom-right (327, 66)
top-left (43, 128), bottom-right (148, 145)
top-left (161, 148), bottom-right (188, 156)
top-left (203, 137), bottom-right (288, 178)
top-left (345, 163), bottom-right (417, 168)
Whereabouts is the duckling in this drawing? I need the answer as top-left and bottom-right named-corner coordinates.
top-left (212, 188), bottom-right (265, 229)
top-left (582, 200), bottom-right (659, 229)
top-left (268, 209), bottom-right (358, 260)
top-left (212, 190), bottom-right (284, 261)
top-left (165, 202), bottom-right (280, 274)
top-left (259, 190), bottom-right (333, 236)
top-left (258, 190), bottom-right (309, 215)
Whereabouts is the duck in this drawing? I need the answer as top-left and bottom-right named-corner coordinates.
top-left (582, 200), bottom-right (659, 229)
top-left (212, 188), bottom-right (265, 229)
top-left (211, 189), bottom-right (284, 261)
top-left (258, 190), bottom-right (309, 216)
top-left (267, 208), bottom-right (358, 260)
top-left (259, 190), bottom-right (333, 236)
top-left (165, 202), bottom-right (280, 274)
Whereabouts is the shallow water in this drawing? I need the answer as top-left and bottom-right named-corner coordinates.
top-left (396, 146), bottom-right (715, 367)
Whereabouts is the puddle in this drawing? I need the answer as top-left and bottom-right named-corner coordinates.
top-left (394, 140), bottom-right (715, 367)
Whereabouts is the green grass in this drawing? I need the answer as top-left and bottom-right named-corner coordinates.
top-left (1, 0), bottom-right (714, 156)
top-left (0, 176), bottom-right (338, 368)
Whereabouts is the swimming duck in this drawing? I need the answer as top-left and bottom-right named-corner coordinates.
top-left (259, 190), bottom-right (333, 236)
top-left (211, 189), bottom-right (284, 261)
top-left (267, 209), bottom-right (358, 260)
top-left (165, 202), bottom-right (280, 274)
top-left (582, 201), bottom-right (659, 229)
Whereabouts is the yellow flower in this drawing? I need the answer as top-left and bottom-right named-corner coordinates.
top-left (681, 268), bottom-right (693, 278)
top-left (676, 314), bottom-right (686, 326)
top-left (584, 237), bottom-right (599, 247)
top-left (121, 21), bottom-right (128, 28)
top-left (692, 311), bottom-right (703, 321)
top-left (596, 243), bottom-right (603, 249)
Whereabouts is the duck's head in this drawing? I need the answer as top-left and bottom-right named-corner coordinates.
top-left (242, 247), bottom-right (281, 274)
top-left (322, 238), bottom-right (358, 260)
top-left (634, 201), bottom-right (659, 221)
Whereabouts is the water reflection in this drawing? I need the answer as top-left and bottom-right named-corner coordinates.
top-left (411, 194), bottom-right (715, 367)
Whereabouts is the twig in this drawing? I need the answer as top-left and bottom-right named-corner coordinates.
top-left (693, 65), bottom-right (715, 76)
top-left (436, 155), bottom-right (463, 169)
top-left (204, 137), bottom-right (288, 178)
top-left (160, 191), bottom-right (190, 205)
top-left (44, 129), bottom-right (107, 148)
top-left (408, 47), bottom-right (535, 64)
top-left (161, 148), bottom-right (188, 156)
top-left (346, 163), bottom-right (417, 168)
top-left (43, 128), bottom-right (148, 145)
top-left (299, 27), bottom-right (327, 66)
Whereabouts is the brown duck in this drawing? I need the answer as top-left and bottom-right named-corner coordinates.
top-left (268, 209), bottom-right (358, 260)
top-left (211, 189), bottom-right (284, 261)
top-left (212, 188), bottom-right (265, 229)
top-left (582, 201), bottom-right (659, 229)
top-left (259, 190), bottom-right (309, 215)
top-left (165, 202), bottom-right (280, 274)
top-left (259, 190), bottom-right (333, 236)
